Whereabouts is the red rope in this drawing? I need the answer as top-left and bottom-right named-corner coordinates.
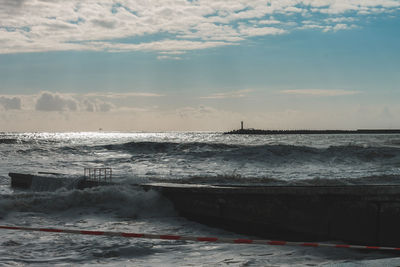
top-left (1, 225), bottom-right (399, 251)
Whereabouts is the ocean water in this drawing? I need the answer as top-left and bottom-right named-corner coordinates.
top-left (1, 132), bottom-right (400, 266)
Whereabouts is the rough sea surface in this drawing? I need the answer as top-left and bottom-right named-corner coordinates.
top-left (1, 132), bottom-right (400, 266)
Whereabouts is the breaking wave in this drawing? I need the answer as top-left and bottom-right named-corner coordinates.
top-left (100, 141), bottom-right (400, 164)
top-left (0, 185), bottom-right (174, 219)
top-left (103, 141), bottom-right (235, 154)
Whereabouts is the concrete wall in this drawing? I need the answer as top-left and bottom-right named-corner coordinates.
top-left (150, 184), bottom-right (400, 247)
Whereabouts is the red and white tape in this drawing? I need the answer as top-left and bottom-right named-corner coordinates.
top-left (0, 225), bottom-right (399, 251)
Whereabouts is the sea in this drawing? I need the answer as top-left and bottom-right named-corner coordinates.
top-left (1, 131), bottom-right (400, 266)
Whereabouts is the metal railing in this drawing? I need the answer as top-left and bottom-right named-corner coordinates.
top-left (84, 167), bottom-right (112, 183)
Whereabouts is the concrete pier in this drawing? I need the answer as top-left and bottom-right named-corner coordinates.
top-left (144, 183), bottom-right (400, 247)
top-left (9, 173), bottom-right (34, 189)
top-left (225, 128), bottom-right (400, 135)
top-left (8, 172), bottom-right (111, 190)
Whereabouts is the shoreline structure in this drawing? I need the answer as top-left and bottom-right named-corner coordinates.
top-left (225, 122), bottom-right (400, 135)
top-left (8, 172), bottom-right (400, 247)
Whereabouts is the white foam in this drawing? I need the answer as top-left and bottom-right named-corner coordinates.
top-left (0, 185), bottom-right (175, 219)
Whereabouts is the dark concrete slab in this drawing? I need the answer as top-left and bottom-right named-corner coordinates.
top-left (9, 172), bottom-right (33, 189)
top-left (144, 183), bottom-right (400, 247)
top-left (8, 172), bottom-right (111, 191)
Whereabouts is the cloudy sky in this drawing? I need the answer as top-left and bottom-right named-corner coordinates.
top-left (0, 0), bottom-right (399, 131)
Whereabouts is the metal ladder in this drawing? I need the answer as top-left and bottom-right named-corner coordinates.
top-left (84, 167), bottom-right (112, 183)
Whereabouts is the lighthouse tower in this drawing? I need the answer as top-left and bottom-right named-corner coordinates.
top-left (241, 121), bottom-right (244, 130)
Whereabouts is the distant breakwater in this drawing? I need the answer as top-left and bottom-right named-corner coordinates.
top-left (224, 129), bottom-right (400, 135)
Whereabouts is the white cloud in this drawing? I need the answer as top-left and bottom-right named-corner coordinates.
top-left (88, 39), bottom-right (235, 53)
top-left (284, 6), bottom-right (304, 13)
top-left (33, 92), bottom-right (110, 112)
top-left (0, 96), bottom-right (21, 110)
top-left (35, 92), bottom-right (78, 111)
top-left (325, 17), bottom-right (356, 23)
top-left (157, 55), bottom-right (182, 60)
top-left (82, 98), bottom-right (115, 112)
top-left (200, 89), bottom-right (254, 99)
top-left (281, 89), bottom-right (360, 96)
top-left (0, 0), bottom-right (397, 55)
top-left (323, 23), bottom-right (357, 32)
top-left (239, 25), bottom-right (286, 36)
top-left (259, 19), bottom-right (281, 25)
top-left (298, 24), bottom-right (325, 30)
top-left (2, 91), bottom-right (164, 113)
top-left (159, 51), bottom-right (187, 55)
top-left (83, 92), bottom-right (164, 98)
top-left (98, 102), bottom-right (113, 112)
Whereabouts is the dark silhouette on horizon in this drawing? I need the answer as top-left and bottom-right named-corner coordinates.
top-left (225, 122), bottom-right (400, 135)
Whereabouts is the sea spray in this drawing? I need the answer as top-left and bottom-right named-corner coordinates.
top-left (0, 185), bottom-right (175, 219)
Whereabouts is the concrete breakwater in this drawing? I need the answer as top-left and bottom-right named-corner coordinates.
top-left (144, 183), bottom-right (400, 247)
top-left (8, 173), bottom-right (400, 247)
top-left (225, 128), bottom-right (400, 135)
top-left (9, 172), bottom-right (111, 190)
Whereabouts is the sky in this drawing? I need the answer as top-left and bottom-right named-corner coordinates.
top-left (0, 0), bottom-right (399, 132)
